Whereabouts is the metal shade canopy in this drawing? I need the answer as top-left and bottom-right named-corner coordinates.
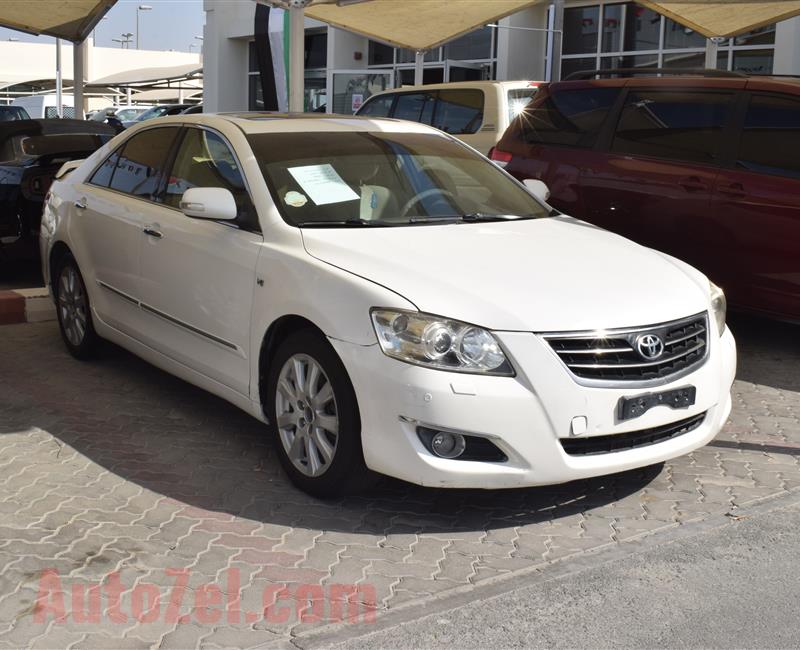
top-left (0, 0), bottom-right (117, 42)
top-left (638, 0), bottom-right (800, 38)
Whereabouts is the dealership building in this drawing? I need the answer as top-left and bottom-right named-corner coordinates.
top-left (203, 0), bottom-right (800, 114)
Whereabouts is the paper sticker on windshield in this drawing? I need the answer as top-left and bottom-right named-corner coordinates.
top-left (284, 191), bottom-right (308, 208)
top-left (287, 164), bottom-right (359, 206)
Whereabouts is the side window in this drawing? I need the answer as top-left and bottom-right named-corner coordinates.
top-left (358, 95), bottom-right (394, 117)
top-left (89, 150), bottom-right (120, 188)
top-left (737, 93), bottom-right (800, 179)
top-left (611, 90), bottom-right (734, 164)
top-left (433, 89), bottom-right (484, 135)
top-left (109, 127), bottom-right (180, 199)
top-left (393, 93), bottom-right (436, 125)
top-left (163, 128), bottom-right (257, 229)
top-left (520, 87), bottom-right (620, 148)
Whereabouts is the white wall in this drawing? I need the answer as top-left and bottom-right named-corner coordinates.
top-left (496, 7), bottom-right (549, 81)
top-left (774, 16), bottom-right (800, 75)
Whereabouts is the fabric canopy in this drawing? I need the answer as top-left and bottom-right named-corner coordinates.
top-left (88, 64), bottom-right (202, 87)
top-left (305, 0), bottom-right (542, 51)
top-left (638, 0), bottom-right (800, 38)
top-left (0, 0), bottom-right (117, 42)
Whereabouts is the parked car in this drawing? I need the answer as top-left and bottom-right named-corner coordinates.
top-left (110, 107), bottom-right (151, 122)
top-left (0, 119), bottom-right (114, 261)
top-left (181, 104), bottom-right (204, 114)
top-left (12, 95), bottom-right (75, 119)
top-left (356, 80), bottom-right (540, 155)
top-left (41, 113), bottom-right (735, 497)
top-left (0, 105), bottom-right (31, 121)
top-left (121, 104), bottom-right (192, 128)
top-left (493, 69), bottom-right (800, 322)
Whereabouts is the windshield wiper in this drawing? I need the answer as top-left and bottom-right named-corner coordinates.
top-left (409, 213), bottom-right (539, 224)
top-left (295, 219), bottom-right (390, 228)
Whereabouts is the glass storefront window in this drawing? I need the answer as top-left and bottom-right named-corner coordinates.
top-left (444, 26), bottom-right (492, 60)
top-left (663, 18), bottom-right (705, 49)
top-left (305, 31), bottom-right (327, 69)
top-left (561, 57), bottom-right (597, 80)
top-left (368, 41), bottom-right (394, 66)
top-left (733, 49), bottom-right (774, 74)
top-left (332, 72), bottom-right (391, 114)
top-left (398, 48), bottom-right (440, 64)
top-left (663, 51), bottom-right (705, 68)
top-left (622, 5), bottom-right (661, 51)
top-left (563, 6), bottom-right (600, 55)
top-left (601, 4), bottom-right (623, 53)
top-left (732, 25), bottom-right (776, 46)
top-left (600, 54), bottom-right (658, 70)
top-left (396, 68), bottom-right (445, 86)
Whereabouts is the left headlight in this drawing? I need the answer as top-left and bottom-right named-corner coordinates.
top-left (709, 281), bottom-right (726, 336)
top-left (371, 309), bottom-right (515, 376)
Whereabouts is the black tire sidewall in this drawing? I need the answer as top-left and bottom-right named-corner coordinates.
top-left (54, 254), bottom-right (98, 360)
top-left (265, 329), bottom-right (366, 497)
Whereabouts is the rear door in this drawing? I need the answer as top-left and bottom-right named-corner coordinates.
top-left (709, 90), bottom-right (800, 319)
top-left (579, 86), bottom-right (737, 266)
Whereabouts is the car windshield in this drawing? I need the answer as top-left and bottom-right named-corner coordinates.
top-left (114, 108), bottom-right (141, 121)
top-left (0, 106), bottom-right (30, 121)
top-left (247, 131), bottom-right (550, 227)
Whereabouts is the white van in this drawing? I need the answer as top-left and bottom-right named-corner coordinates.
top-left (355, 80), bottom-right (540, 155)
top-left (12, 95), bottom-right (75, 119)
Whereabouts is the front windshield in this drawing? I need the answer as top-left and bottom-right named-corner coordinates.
top-left (114, 108), bottom-right (140, 121)
top-left (247, 131), bottom-right (549, 227)
top-left (136, 106), bottom-right (169, 121)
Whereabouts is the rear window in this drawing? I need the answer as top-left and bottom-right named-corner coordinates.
top-left (357, 95), bottom-right (394, 117)
top-left (0, 106), bottom-right (30, 121)
top-left (611, 90), bottom-right (734, 164)
top-left (737, 93), bottom-right (800, 179)
top-left (517, 86), bottom-right (620, 148)
top-left (393, 93), bottom-right (436, 124)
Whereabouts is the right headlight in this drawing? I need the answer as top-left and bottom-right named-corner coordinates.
top-left (709, 281), bottom-right (726, 336)
top-left (371, 309), bottom-right (514, 376)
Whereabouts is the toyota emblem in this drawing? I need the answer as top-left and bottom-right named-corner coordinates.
top-left (636, 333), bottom-right (665, 360)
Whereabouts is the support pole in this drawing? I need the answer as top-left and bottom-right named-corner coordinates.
top-left (73, 39), bottom-right (86, 119)
top-left (414, 50), bottom-right (425, 85)
top-left (551, 0), bottom-right (565, 82)
top-left (705, 38), bottom-right (719, 69)
top-left (288, 5), bottom-right (304, 112)
top-left (56, 38), bottom-right (63, 117)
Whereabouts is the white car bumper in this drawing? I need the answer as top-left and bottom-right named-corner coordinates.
top-left (331, 324), bottom-right (736, 489)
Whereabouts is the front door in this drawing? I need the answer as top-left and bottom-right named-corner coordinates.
top-left (137, 127), bottom-right (262, 396)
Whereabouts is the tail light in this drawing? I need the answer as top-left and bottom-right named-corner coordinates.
top-left (489, 147), bottom-right (513, 168)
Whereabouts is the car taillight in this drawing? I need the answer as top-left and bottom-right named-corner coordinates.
top-left (489, 147), bottom-right (513, 168)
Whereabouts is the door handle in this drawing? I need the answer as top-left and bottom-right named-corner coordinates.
top-left (74, 199), bottom-right (87, 210)
top-left (143, 227), bottom-right (163, 239)
top-left (717, 182), bottom-right (746, 198)
top-left (678, 176), bottom-right (709, 193)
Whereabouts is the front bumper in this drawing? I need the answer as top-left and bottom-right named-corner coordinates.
top-left (331, 325), bottom-right (736, 489)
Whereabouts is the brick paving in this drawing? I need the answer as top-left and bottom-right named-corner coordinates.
top-left (0, 315), bottom-right (798, 648)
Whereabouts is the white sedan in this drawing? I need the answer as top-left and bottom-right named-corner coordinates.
top-left (40, 113), bottom-right (737, 497)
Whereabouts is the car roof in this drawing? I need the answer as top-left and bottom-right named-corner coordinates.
top-left (367, 80), bottom-right (542, 95)
top-left (142, 112), bottom-right (447, 136)
top-left (550, 73), bottom-right (800, 95)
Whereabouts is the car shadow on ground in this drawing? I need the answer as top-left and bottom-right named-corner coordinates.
top-left (1, 322), bottom-right (667, 535)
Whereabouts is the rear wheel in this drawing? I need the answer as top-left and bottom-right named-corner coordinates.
top-left (55, 254), bottom-right (99, 359)
top-left (266, 329), bottom-right (370, 497)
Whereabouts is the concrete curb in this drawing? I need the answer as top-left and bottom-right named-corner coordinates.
top-left (0, 287), bottom-right (55, 324)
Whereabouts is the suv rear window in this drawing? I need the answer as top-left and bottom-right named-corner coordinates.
top-left (433, 89), bottom-right (484, 135)
top-left (737, 93), bottom-right (800, 179)
top-left (611, 90), bottom-right (734, 164)
top-left (518, 87), bottom-right (620, 148)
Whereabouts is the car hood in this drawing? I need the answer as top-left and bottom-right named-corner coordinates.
top-left (301, 216), bottom-right (710, 332)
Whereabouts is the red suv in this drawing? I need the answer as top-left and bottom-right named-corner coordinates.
top-left (493, 70), bottom-right (800, 322)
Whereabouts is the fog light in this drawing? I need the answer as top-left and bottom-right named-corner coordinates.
top-left (430, 431), bottom-right (466, 459)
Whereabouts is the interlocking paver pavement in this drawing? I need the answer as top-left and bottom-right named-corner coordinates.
top-left (0, 315), bottom-right (798, 648)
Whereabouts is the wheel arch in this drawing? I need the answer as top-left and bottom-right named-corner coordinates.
top-left (48, 240), bottom-right (72, 291)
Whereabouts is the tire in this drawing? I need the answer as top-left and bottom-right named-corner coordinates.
top-left (265, 329), bottom-right (370, 498)
top-left (54, 253), bottom-right (99, 360)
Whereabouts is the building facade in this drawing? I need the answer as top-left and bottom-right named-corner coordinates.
top-left (203, 0), bottom-right (800, 114)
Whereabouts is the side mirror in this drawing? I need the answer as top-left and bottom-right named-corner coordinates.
top-left (180, 187), bottom-right (237, 221)
top-left (523, 178), bottom-right (550, 203)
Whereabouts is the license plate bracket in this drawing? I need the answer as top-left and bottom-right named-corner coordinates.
top-left (618, 386), bottom-right (696, 421)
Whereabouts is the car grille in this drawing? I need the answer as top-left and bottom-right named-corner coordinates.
top-left (560, 412), bottom-right (706, 456)
top-left (542, 313), bottom-right (708, 385)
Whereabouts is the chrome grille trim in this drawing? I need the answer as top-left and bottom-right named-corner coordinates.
top-left (540, 312), bottom-right (709, 388)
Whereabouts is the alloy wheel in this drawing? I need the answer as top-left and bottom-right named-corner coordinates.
top-left (275, 353), bottom-right (339, 478)
top-left (58, 265), bottom-right (88, 347)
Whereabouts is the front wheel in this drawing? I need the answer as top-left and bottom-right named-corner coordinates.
top-left (266, 329), bottom-right (370, 497)
top-left (55, 254), bottom-right (99, 359)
